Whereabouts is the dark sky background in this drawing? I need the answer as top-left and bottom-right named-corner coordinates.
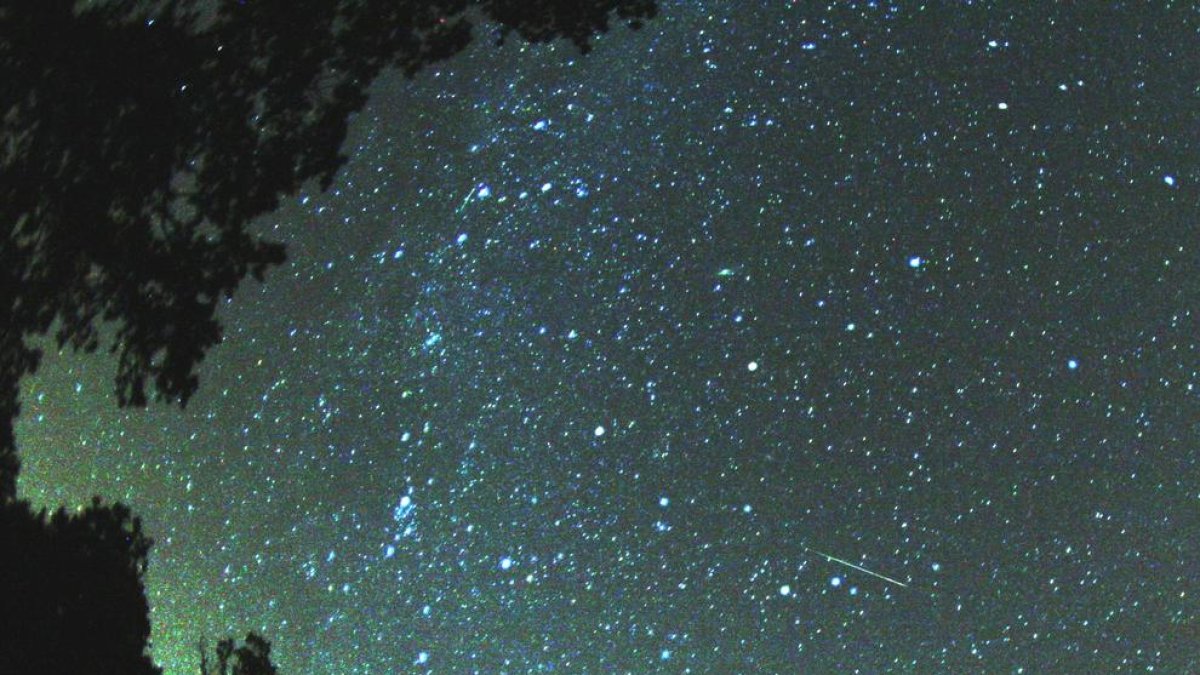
top-left (16, 2), bottom-right (1200, 672)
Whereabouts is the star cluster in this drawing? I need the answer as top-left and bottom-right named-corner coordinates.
top-left (17, 2), bottom-right (1200, 672)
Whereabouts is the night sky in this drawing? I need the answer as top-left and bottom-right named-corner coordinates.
top-left (15, 2), bottom-right (1200, 672)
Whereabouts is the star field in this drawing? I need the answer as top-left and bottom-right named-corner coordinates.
top-left (16, 2), bottom-right (1200, 672)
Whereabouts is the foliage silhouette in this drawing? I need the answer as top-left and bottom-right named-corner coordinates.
top-left (1, 2), bottom-right (658, 673)
top-left (0, 497), bottom-right (159, 675)
top-left (0, 0), bottom-right (659, 500)
top-left (199, 632), bottom-right (279, 675)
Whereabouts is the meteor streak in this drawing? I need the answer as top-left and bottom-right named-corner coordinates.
top-left (807, 548), bottom-right (909, 588)
top-left (455, 188), bottom-right (475, 214)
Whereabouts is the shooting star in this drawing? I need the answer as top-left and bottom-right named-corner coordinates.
top-left (456, 184), bottom-right (490, 215)
top-left (807, 548), bottom-right (909, 589)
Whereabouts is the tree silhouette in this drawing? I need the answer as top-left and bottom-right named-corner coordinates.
top-left (0, 497), bottom-right (159, 675)
top-left (0, 0), bottom-right (659, 500)
top-left (1, 2), bottom-right (659, 672)
top-left (199, 632), bottom-right (279, 675)
top-left (0, 493), bottom-right (286, 675)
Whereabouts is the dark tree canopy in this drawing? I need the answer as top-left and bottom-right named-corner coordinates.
top-left (0, 2), bottom-right (658, 672)
top-left (200, 632), bottom-right (279, 675)
top-left (0, 0), bottom-right (658, 499)
top-left (0, 497), bottom-right (159, 675)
